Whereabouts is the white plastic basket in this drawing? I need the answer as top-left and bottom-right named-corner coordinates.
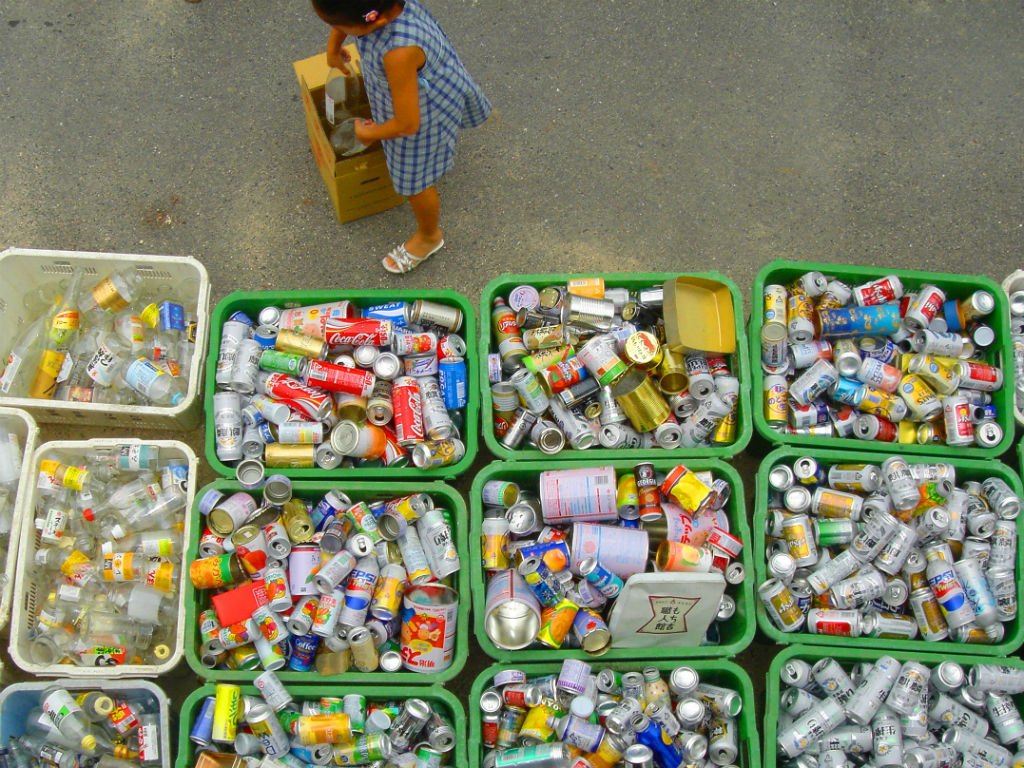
top-left (9, 438), bottom-right (197, 678)
top-left (0, 247), bottom-right (211, 430)
top-left (1002, 269), bottom-right (1024, 429)
top-left (0, 406), bottom-right (39, 635)
top-left (0, 678), bottom-right (172, 768)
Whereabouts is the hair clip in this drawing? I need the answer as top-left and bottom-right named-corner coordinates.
top-left (363, 9), bottom-right (379, 22)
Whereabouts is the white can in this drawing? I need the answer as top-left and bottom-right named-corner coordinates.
top-left (401, 583), bottom-right (459, 672)
top-left (538, 466), bottom-right (618, 524)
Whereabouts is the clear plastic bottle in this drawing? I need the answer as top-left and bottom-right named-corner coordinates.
top-left (39, 686), bottom-right (100, 753)
top-left (16, 732), bottom-right (78, 768)
top-left (122, 357), bottom-right (185, 406)
top-left (78, 268), bottom-right (143, 318)
top-left (0, 313), bottom-right (49, 395)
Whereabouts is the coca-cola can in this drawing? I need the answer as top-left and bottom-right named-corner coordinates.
top-left (437, 334), bottom-right (467, 360)
top-left (304, 360), bottom-right (376, 397)
top-left (393, 376), bottom-right (425, 446)
top-left (323, 316), bottom-right (393, 348)
top-left (259, 372), bottom-right (332, 421)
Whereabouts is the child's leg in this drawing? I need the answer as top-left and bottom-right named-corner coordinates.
top-left (404, 185), bottom-right (443, 258)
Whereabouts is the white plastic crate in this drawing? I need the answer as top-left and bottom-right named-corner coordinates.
top-left (1003, 269), bottom-right (1024, 429)
top-left (0, 247), bottom-right (211, 429)
top-left (0, 678), bottom-right (172, 768)
top-left (0, 406), bottom-right (38, 634)
top-left (9, 438), bottom-right (197, 678)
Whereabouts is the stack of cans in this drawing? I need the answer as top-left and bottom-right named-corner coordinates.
top-left (189, 676), bottom-right (457, 766)
top-left (477, 661), bottom-right (745, 768)
top-left (212, 297), bottom-right (469, 477)
top-left (488, 279), bottom-right (741, 453)
top-left (758, 453), bottom-right (1020, 644)
top-left (480, 464), bottom-right (744, 654)
top-left (190, 480), bottom-right (461, 675)
top-left (775, 654), bottom-right (1024, 768)
top-left (760, 272), bottom-right (1007, 447)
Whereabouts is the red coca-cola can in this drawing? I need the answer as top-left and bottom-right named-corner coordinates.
top-left (323, 316), bottom-right (393, 347)
top-left (392, 376), bottom-right (425, 446)
top-left (262, 373), bottom-right (332, 420)
top-left (304, 359), bottom-right (376, 396)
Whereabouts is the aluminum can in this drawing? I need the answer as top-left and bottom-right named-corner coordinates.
top-left (569, 522), bottom-right (648, 580)
top-left (763, 374), bottom-right (788, 426)
top-left (322, 316), bottom-right (392, 348)
top-left (787, 291), bottom-right (815, 343)
top-left (392, 376), bottom-right (425, 446)
top-left (213, 391), bottom-right (244, 462)
top-left (777, 697), bottom-right (845, 759)
top-left (759, 578), bottom-right (805, 632)
top-left (853, 276), bottom-right (903, 306)
top-left (484, 569), bottom-right (541, 651)
top-left (790, 359), bottom-right (839, 406)
top-left (259, 372), bottom-right (332, 420)
top-left (844, 655), bottom-right (900, 726)
top-left (538, 466), bottom-right (618, 524)
top-left (819, 305), bottom-right (902, 338)
top-left (216, 320), bottom-right (250, 386)
top-left (212, 684), bottom-right (242, 743)
top-left (856, 356), bottom-right (901, 393)
top-left (789, 339), bottom-right (831, 369)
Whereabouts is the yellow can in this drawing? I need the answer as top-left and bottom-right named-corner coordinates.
top-left (275, 328), bottom-right (327, 360)
top-left (211, 684), bottom-right (241, 743)
top-left (265, 443), bottom-right (316, 468)
top-left (295, 713), bottom-right (352, 745)
top-left (566, 277), bottom-right (605, 299)
top-left (518, 702), bottom-right (558, 743)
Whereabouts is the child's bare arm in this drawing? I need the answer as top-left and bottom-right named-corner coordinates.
top-left (355, 46), bottom-right (425, 143)
top-left (325, 28), bottom-right (351, 73)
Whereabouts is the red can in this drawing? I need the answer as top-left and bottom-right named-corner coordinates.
top-left (903, 284), bottom-right (946, 331)
top-left (380, 424), bottom-right (410, 467)
top-left (304, 360), bottom-right (376, 396)
top-left (853, 276), bottom-right (903, 307)
top-left (538, 355), bottom-right (587, 395)
top-left (437, 334), bottom-right (467, 360)
top-left (956, 361), bottom-right (1003, 392)
top-left (322, 316), bottom-right (393, 348)
top-left (707, 355), bottom-right (731, 376)
top-left (392, 376), bottom-right (425, 446)
top-left (262, 373), bottom-right (332, 421)
top-left (392, 330), bottom-right (437, 356)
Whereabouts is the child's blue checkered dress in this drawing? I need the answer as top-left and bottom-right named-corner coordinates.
top-left (355, 0), bottom-right (491, 197)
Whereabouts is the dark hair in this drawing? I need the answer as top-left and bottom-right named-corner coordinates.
top-left (311, 0), bottom-right (403, 26)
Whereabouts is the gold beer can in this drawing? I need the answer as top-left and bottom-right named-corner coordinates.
top-left (265, 443), bottom-right (316, 468)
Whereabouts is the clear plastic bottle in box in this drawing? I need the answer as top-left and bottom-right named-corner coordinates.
top-left (23, 444), bottom-right (185, 669)
top-left (0, 267), bottom-right (195, 407)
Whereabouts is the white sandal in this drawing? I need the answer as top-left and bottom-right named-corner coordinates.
top-left (382, 240), bottom-right (445, 274)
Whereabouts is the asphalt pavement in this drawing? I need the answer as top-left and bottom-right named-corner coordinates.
top-left (0, 0), bottom-right (1022, 757)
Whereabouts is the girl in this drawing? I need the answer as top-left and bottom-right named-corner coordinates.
top-left (313, 0), bottom-right (492, 273)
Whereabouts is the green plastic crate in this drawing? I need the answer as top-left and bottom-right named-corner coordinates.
top-left (469, 458), bottom-right (755, 662)
top-left (753, 446), bottom-right (1024, 655)
top-left (205, 289), bottom-right (478, 479)
top-left (749, 260), bottom-right (1015, 458)
top-left (764, 645), bottom-right (1024, 768)
top-left (479, 272), bottom-right (752, 460)
top-left (184, 479), bottom-right (469, 683)
top-left (176, 682), bottom-right (465, 768)
top-left (469, 659), bottom-right (762, 768)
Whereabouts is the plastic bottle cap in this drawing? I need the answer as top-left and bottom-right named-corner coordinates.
top-left (82, 735), bottom-right (97, 752)
top-left (154, 644), bottom-right (171, 660)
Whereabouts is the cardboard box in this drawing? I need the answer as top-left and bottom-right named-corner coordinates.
top-left (293, 50), bottom-right (405, 223)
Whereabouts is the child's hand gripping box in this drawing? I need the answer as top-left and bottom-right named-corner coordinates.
top-left (293, 48), bottom-right (406, 223)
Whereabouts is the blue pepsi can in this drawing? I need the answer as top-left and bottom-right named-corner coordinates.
top-left (228, 310), bottom-right (255, 326)
top-left (189, 696), bottom-right (216, 746)
top-left (364, 301), bottom-right (408, 327)
top-left (368, 500), bottom-right (387, 520)
top-left (973, 403), bottom-right (998, 422)
top-left (288, 633), bottom-right (320, 671)
top-left (819, 305), bottom-right (901, 338)
top-left (438, 357), bottom-right (468, 409)
top-left (159, 301), bottom-right (186, 332)
top-left (830, 376), bottom-right (865, 407)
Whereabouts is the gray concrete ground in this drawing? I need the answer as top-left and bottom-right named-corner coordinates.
top-left (1, 0), bottom-right (1022, 759)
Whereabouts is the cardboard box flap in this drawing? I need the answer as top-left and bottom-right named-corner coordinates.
top-left (293, 46), bottom-right (361, 90)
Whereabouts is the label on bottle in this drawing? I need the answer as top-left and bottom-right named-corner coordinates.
top-left (0, 352), bottom-right (23, 393)
top-left (40, 506), bottom-right (67, 544)
top-left (42, 688), bottom-right (84, 729)
top-left (92, 277), bottom-right (130, 312)
top-left (103, 551), bottom-right (136, 582)
top-left (39, 746), bottom-right (69, 764)
top-left (140, 303), bottom-right (160, 328)
top-left (77, 645), bottom-right (128, 666)
top-left (50, 308), bottom-right (80, 346)
top-left (127, 315), bottom-right (145, 343)
top-left (141, 535), bottom-right (175, 558)
top-left (60, 549), bottom-right (93, 580)
top-left (146, 560), bottom-right (175, 593)
top-left (138, 720), bottom-right (160, 760)
top-left (109, 701), bottom-right (139, 734)
top-left (86, 342), bottom-right (120, 386)
top-left (58, 584), bottom-right (83, 603)
top-left (28, 349), bottom-right (66, 399)
top-left (124, 357), bottom-right (164, 397)
top-left (37, 459), bottom-right (62, 491)
top-left (54, 351), bottom-right (73, 384)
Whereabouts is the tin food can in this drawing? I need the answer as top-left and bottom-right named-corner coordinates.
top-left (561, 293), bottom-right (615, 332)
top-left (400, 583), bottom-right (458, 672)
top-left (570, 522), bottom-right (648, 580)
top-left (190, 553), bottom-right (246, 590)
top-left (576, 335), bottom-right (628, 387)
top-left (484, 569), bottom-right (541, 651)
top-left (538, 466), bottom-right (618, 524)
top-left (612, 368), bottom-right (670, 433)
